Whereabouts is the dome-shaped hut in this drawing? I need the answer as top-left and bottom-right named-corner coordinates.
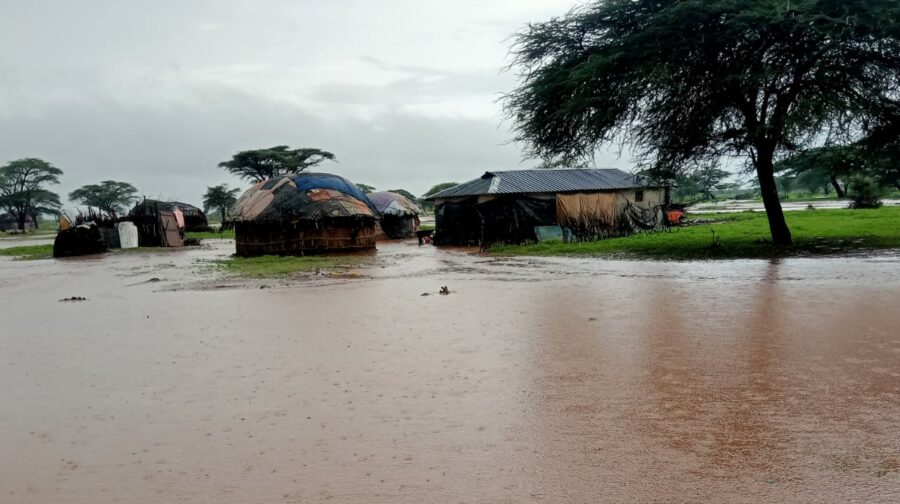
top-left (231, 173), bottom-right (379, 257)
top-left (369, 191), bottom-right (421, 239)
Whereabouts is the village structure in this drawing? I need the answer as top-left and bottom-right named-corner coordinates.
top-left (43, 167), bottom-right (671, 258)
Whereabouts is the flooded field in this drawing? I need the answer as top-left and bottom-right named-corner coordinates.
top-left (1, 240), bottom-right (899, 503)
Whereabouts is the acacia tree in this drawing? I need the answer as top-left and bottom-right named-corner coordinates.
top-left (218, 146), bottom-right (336, 182)
top-left (202, 184), bottom-right (240, 222)
top-left (506, 0), bottom-right (900, 245)
top-left (0, 158), bottom-right (63, 230)
top-left (423, 182), bottom-right (459, 198)
top-left (68, 180), bottom-right (139, 215)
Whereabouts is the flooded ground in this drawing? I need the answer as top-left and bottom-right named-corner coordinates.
top-left (688, 198), bottom-right (900, 213)
top-left (1, 240), bottom-right (899, 503)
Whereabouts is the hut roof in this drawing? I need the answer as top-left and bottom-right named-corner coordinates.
top-left (231, 172), bottom-right (379, 223)
top-left (368, 191), bottom-right (421, 217)
top-left (426, 168), bottom-right (658, 200)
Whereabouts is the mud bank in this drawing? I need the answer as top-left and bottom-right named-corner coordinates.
top-left (1, 241), bottom-right (899, 503)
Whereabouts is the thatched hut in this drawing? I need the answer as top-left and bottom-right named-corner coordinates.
top-left (231, 173), bottom-right (379, 257)
top-left (167, 202), bottom-right (210, 232)
top-left (369, 191), bottom-right (421, 239)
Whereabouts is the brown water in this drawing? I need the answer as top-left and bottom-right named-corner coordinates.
top-left (1, 241), bottom-right (899, 503)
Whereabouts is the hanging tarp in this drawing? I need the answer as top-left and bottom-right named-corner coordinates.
top-left (477, 196), bottom-right (556, 247)
top-left (556, 192), bottom-right (620, 239)
top-left (433, 199), bottom-right (481, 245)
top-left (160, 211), bottom-right (184, 247)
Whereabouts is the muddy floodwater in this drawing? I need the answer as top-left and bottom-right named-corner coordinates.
top-left (2, 241), bottom-right (899, 503)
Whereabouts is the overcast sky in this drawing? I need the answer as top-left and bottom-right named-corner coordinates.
top-left (0, 0), bottom-right (634, 207)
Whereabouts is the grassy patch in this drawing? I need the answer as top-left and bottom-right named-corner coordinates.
top-left (491, 207), bottom-right (900, 259)
top-left (186, 229), bottom-right (235, 240)
top-left (215, 254), bottom-right (363, 278)
top-left (0, 244), bottom-right (54, 260)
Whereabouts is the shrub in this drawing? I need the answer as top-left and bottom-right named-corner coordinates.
top-left (848, 175), bottom-right (883, 209)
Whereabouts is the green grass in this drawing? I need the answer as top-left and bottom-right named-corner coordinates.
top-left (491, 207), bottom-right (900, 259)
top-left (186, 229), bottom-right (235, 240)
top-left (0, 244), bottom-right (54, 260)
top-left (214, 254), bottom-right (363, 278)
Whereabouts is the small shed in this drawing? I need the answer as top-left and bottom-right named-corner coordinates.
top-left (426, 168), bottom-right (667, 246)
top-left (369, 191), bottom-right (422, 239)
top-left (231, 173), bottom-right (379, 257)
top-left (127, 199), bottom-right (185, 247)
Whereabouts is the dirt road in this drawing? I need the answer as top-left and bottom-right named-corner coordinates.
top-left (2, 241), bottom-right (899, 503)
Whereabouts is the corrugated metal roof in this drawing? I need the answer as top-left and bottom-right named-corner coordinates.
top-left (426, 168), bottom-right (654, 200)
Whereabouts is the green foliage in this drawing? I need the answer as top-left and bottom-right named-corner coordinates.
top-left (423, 182), bottom-right (459, 198)
top-left (202, 184), bottom-right (240, 221)
top-left (0, 158), bottom-right (63, 230)
top-left (0, 244), bottom-right (54, 260)
top-left (218, 146), bottom-right (336, 182)
top-left (672, 166), bottom-right (731, 202)
top-left (491, 207), bottom-right (900, 259)
top-left (848, 175), bottom-right (884, 209)
top-left (356, 183), bottom-right (376, 194)
top-left (506, 0), bottom-right (900, 245)
top-left (68, 180), bottom-right (138, 215)
top-left (185, 228), bottom-right (236, 240)
top-left (215, 255), bottom-right (361, 278)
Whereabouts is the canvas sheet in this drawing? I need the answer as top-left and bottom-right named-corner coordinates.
top-left (556, 192), bottom-right (619, 228)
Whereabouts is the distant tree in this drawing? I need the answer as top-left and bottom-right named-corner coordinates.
top-left (505, 0), bottom-right (900, 246)
top-left (423, 182), bottom-right (459, 198)
top-left (0, 158), bottom-right (63, 230)
top-left (218, 146), bottom-right (336, 182)
top-left (775, 146), bottom-right (861, 197)
top-left (791, 166), bottom-right (835, 196)
top-left (669, 166), bottom-right (730, 203)
top-left (356, 183), bottom-right (376, 194)
top-left (202, 184), bottom-right (240, 222)
top-left (28, 189), bottom-right (62, 229)
top-left (694, 166), bottom-right (731, 201)
top-left (68, 180), bottom-right (138, 215)
top-left (389, 189), bottom-right (418, 202)
top-left (775, 175), bottom-right (796, 197)
top-left (848, 174), bottom-right (883, 209)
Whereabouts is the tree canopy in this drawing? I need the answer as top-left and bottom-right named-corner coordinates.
top-left (68, 180), bottom-right (138, 215)
top-left (203, 184), bottom-right (240, 221)
top-left (388, 189), bottom-right (419, 203)
top-left (218, 146), bottom-right (336, 182)
top-left (423, 182), bottom-right (459, 198)
top-left (356, 183), bottom-right (376, 194)
top-left (0, 158), bottom-right (63, 230)
top-left (506, 0), bottom-right (900, 245)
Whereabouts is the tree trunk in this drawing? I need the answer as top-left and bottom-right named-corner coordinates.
top-left (16, 212), bottom-right (26, 231)
top-left (755, 149), bottom-right (793, 246)
top-left (830, 176), bottom-right (846, 198)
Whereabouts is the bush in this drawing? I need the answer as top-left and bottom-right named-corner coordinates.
top-left (848, 175), bottom-right (884, 209)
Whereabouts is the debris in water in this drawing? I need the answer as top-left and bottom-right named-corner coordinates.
top-left (59, 296), bottom-right (87, 302)
top-left (421, 292), bottom-right (431, 297)
top-left (439, 286), bottom-right (450, 295)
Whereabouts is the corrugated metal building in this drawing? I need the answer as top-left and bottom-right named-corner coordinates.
top-left (425, 168), bottom-right (667, 246)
